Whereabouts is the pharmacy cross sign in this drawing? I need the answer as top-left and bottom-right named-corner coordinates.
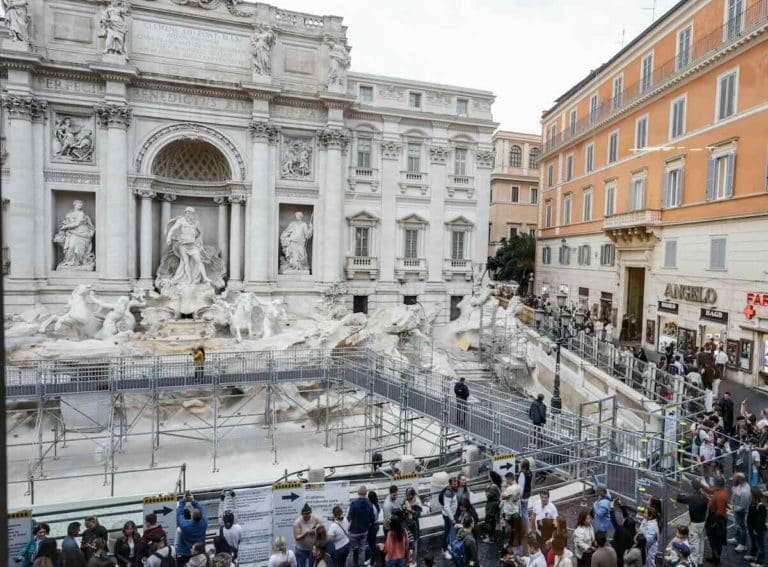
top-left (744, 304), bottom-right (756, 320)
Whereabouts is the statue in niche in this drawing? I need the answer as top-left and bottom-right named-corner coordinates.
top-left (53, 200), bottom-right (95, 271)
top-left (54, 116), bottom-right (94, 162)
top-left (327, 40), bottom-right (350, 88)
top-left (279, 211), bottom-right (312, 274)
top-left (98, 0), bottom-right (129, 55)
top-left (250, 24), bottom-right (275, 76)
top-left (281, 138), bottom-right (312, 178)
top-left (2, 0), bottom-right (30, 43)
top-left (155, 206), bottom-right (225, 290)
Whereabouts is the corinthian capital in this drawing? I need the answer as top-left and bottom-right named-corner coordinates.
top-left (95, 103), bottom-right (132, 128)
top-left (1, 95), bottom-right (47, 121)
top-left (250, 120), bottom-right (279, 143)
top-left (317, 126), bottom-right (350, 150)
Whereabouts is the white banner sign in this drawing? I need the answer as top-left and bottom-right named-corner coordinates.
top-left (143, 494), bottom-right (178, 540)
top-left (234, 487), bottom-right (273, 564)
top-left (272, 482), bottom-right (305, 549)
top-left (492, 452), bottom-right (517, 477)
top-left (7, 510), bottom-right (32, 566)
top-left (304, 481), bottom-right (351, 523)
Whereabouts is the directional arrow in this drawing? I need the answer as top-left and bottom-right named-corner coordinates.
top-left (153, 506), bottom-right (173, 516)
top-left (282, 492), bottom-right (300, 502)
top-left (499, 462), bottom-right (513, 471)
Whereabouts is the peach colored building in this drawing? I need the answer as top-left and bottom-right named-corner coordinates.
top-left (489, 131), bottom-right (541, 256)
top-left (535, 0), bottom-right (768, 387)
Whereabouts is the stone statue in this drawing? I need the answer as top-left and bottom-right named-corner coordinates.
top-left (281, 138), bottom-right (313, 178)
top-left (2, 0), bottom-right (30, 43)
top-left (156, 206), bottom-right (225, 289)
top-left (89, 293), bottom-right (133, 338)
top-left (54, 117), bottom-right (94, 162)
top-left (279, 211), bottom-right (312, 274)
top-left (250, 25), bottom-right (275, 76)
top-left (327, 41), bottom-right (350, 88)
top-left (53, 200), bottom-right (95, 271)
top-left (98, 0), bottom-right (129, 55)
top-left (229, 292), bottom-right (257, 342)
top-left (38, 284), bottom-right (102, 338)
top-left (257, 297), bottom-right (287, 338)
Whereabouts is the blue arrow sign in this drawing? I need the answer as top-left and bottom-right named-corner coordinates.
top-left (282, 492), bottom-right (300, 502)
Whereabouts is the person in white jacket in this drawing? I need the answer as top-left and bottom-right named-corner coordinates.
top-left (501, 472), bottom-right (523, 552)
top-left (217, 491), bottom-right (243, 559)
top-left (440, 477), bottom-right (459, 559)
top-left (573, 510), bottom-right (596, 565)
top-left (552, 537), bottom-right (575, 567)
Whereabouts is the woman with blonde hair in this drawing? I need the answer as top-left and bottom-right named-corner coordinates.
top-left (269, 536), bottom-right (297, 567)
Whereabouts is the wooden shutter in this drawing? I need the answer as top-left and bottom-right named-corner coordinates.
top-left (662, 170), bottom-right (670, 208)
top-left (725, 153), bottom-right (736, 197)
top-left (706, 157), bottom-right (716, 200)
top-left (678, 167), bottom-right (685, 206)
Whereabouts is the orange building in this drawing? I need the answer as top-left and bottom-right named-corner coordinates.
top-left (535, 0), bottom-right (768, 387)
top-left (489, 131), bottom-right (541, 256)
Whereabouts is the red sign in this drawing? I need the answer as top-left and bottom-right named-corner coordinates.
top-left (744, 304), bottom-right (756, 320)
top-left (747, 292), bottom-right (768, 306)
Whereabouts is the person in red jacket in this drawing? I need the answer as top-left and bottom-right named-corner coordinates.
top-left (137, 513), bottom-right (166, 561)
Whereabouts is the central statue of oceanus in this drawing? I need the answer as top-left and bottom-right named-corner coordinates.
top-left (155, 206), bottom-right (225, 290)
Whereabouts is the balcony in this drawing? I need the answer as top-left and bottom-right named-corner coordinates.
top-left (345, 256), bottom-right (379, 280)
top-left (447, 175), bottom-right (475, 199)
top-left (542, 2), bottom-right (768, 157)
top-left (603, 209), bottom-right (661, 247)
top-left (443, 258), bottom-right (473, 281)
top-left (347, 167), bottom-right (380, 191)
top-left (401, 170), bottom-right (428, 182)
top-left (395, 257), bottom-right (427, 281)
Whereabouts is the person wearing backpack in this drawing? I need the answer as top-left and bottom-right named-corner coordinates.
top-left (529, 395), bottom-right (547, 448)
top-left (215, 491), bottom-right (242, 560)
top-left (454, 378), bottom-right (470, 427)
top-left (147, 533), bottom-right (176, 567)
top-left (439, 478), bottom-right (459, 559)
top-left (452, 517), bottom-right (478, 567)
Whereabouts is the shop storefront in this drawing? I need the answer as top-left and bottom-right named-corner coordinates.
top-left (699, 308), bottom-right (729, 348)
top-left (657, 301), bottom-right (679, 350)
top-left (740, 291), bottom-right (766, 387)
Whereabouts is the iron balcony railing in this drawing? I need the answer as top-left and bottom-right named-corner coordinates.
top-left (544, 1), bottom-right (768, 155)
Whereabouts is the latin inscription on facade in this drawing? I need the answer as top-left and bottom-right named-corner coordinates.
top-left (34, 78), bottom-right (105, 95)
top-left (128, 88), bottom-right (250, 112)
top-left (132, 20), bottom-right (250, 68)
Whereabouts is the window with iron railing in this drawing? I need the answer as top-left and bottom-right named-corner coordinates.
top-left (640, 53), bottom-right (654, 94)
top-left (725, 0), bottom-right (745, 40)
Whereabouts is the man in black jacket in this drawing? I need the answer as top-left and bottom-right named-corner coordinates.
top-left (529, 394), bottom-right (547, 447)
top-left (81, 516), bottom-right (109, 561)
top-left (454, 377), bottom-right (469, 427)
top-left (717, 391), bottom-right (735, 434)
top-left (675, 479), bottom-right (708, 566)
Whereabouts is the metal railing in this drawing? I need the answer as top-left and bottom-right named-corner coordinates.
top-left (544, 1), bottom-right (768, 155)
top-left (603, 208), bottom-right (662, 230)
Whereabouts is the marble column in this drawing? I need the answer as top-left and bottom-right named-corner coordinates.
top-left (229, 196), bottom-right (245, 285)
top-left (96, 103), bottom-right (132, 284)
top-left (379, 138), bottom-right (401, 282)
top-left (1, 95), bottom-right (46, 281)
top-left (428, 144), bottom-right (448, 282)
top-left (246, 121), bottom-right (278, 285)
top-left (214, 196), bottom-right (229, 270)
top-left (160, 194), bottom-right (176, 253)
top-left (474, 149), bottom-right (494, 264)
top-left (318, 127), bottom-right (350, 282)
top-left (31, 103), bottom-right (48, 279)
top-left (137, 189), bottom-right (156, 285)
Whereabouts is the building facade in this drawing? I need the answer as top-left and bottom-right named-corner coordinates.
top-left (489, 130), bottom-right (540, 256)
top-left (0, 0), bottom-right (496, 322)
top-left (535, 0), bottom-right (768, 386)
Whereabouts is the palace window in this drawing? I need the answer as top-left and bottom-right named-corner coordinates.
top-left (509, 145), bottom-right (522, 168)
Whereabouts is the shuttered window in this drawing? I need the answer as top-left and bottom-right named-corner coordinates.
top-left (709, 237), bottom-right (727, 270)
top-left (706, 152), bottom-right (736, 200)
top-left (664, 240), bottom-right (677, 268)
top-left (663, 162), bottom-right (684, 208)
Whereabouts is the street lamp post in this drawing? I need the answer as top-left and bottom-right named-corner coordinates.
top-left (550, 291), bottom-right (571, 413)
top-left (527, 272), bottom-right (535, 301)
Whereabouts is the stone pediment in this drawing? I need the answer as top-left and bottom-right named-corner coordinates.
top-left (346, 210), bottom-right (380, 225)
top-left (444, 215), bottom-right (474, 228)
top-left (397, 213), bottom-right (428, 226)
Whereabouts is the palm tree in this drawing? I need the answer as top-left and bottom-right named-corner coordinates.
top-left (487, 234), bottom-right (535, 293)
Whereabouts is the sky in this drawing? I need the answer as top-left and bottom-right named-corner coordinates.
top-left (257, 0), bottom-right (681, 134)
